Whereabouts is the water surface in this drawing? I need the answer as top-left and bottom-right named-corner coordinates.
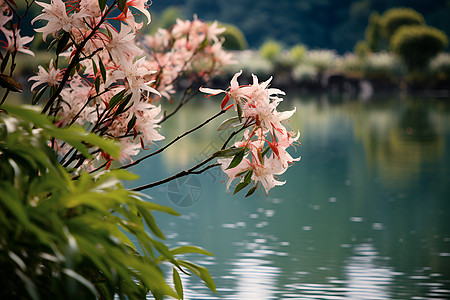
top-left (128, 92), bottom-right (450, 299)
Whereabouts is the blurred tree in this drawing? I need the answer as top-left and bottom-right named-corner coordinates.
top-left (365, 11), bottom-right (382, 52)
top-left (218, 23), bottom-right (248, 50)
top-left (380, 7), bottom-right (425, 40)
top-left (260, 40), bottom-right (283, 62)
top-left (391, 25), bottom-right (448, 73)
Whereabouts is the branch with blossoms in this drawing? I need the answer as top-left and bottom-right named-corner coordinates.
top-left (0, 0), bottom-right (301, 298)
top-left (199, 71), bottom-right (301, 196)
top-left (26, 0), bottom-right (235, 172)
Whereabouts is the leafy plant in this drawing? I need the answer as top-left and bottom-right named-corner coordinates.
top-left (219, 23), bottom-right (248, 50)
top-left (380, 7), bottom-right (425, 41)
top-left (0, 106), bottom-right (215, 299)
top-left (390, 25), bottom-right (448, 72)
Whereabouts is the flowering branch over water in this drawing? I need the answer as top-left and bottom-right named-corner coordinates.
top-left (201, 71), bottom-right (301, 195)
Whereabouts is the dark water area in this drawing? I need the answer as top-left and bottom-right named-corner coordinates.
top-left (127, 92), bottom-right (450, 299)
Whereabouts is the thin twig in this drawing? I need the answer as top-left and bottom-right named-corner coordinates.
top-left (131, 158), bottom-right (219, 192)
top-left (119, 109), bottom-right (226, 170)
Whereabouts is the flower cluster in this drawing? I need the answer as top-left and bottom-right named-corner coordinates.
top-left (201, 71), bottom-right (300, 195)
top-left (0, 0), bottom-right (34, 57)
top-left (29, 0), bottom-right (234, 168)
top-left (142, 15), bottom-right (235, 99)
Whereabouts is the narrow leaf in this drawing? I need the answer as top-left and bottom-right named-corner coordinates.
top-left (98, 58), bottom-right (107, 82)
top-left (32, 85), bottom-right (48, 105)
top-left (127, 115), bottom-right (136, 133)
top-left (94, 76), bottom-right (101, 94)
top-left (243, 170), bottom-right (253, 183)
top-left (236, 102), bottom-right (243, 123)
top-left (56, 32), bottom-right (70, 55)
top-left (226, 148), bottom-right (246, 170)
top-left (173, 268), bottom-right (184, 299)
top-left (177, 260), bottom-right (216, 293)
top-left (62, 268), bottom-right (98, 297)
top-left (98, 0), bottom-right (107, 11)
top-left (139, 207), bottom-right (166, 240)
top-left (118, 0), bottom-right (127, 13)
top-left (108, 89), bottom-right (126, 109)
top-left (216, 116), bottom-right (242, 131)
top-left (169, 246), bottom-right (214, 257)
top-left (245, 185), bottom-right (257, 197)
top-left (233, 180), bottom-right (250, 195)
top-left (92, 59), bottom-right (98, 76)
top-left (212, 147), bottom-right (242, 158)
top-left (261, 146), bottom-right (270, 157)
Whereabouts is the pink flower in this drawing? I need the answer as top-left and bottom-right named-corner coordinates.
top-left (29, 59), bottom-right (61, 91)
top-left (4, 29), bottom-right (34, 56)
top-left (32, 0), bottom-right (87, 41)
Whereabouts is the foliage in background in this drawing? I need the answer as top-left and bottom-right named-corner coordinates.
top-left (365, 11), bottom-right (382, 52)
top-left (260, 40), bottom-right (282, 62)
top-left (380, 7), bottom-right (425, 41)
top-left (218, 23), bottom-right (248, 50)
top-left (0, 106), bottom-right (215, 299)
top-left (391, 25), bottom-right (448, 73)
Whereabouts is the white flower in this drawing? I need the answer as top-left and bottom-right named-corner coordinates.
top-left (32, 0), bottom-right (87, 41)
top-left (4, 29), bottom-right (34, 56)
top-left (29, 59), bottom-right (61, 91)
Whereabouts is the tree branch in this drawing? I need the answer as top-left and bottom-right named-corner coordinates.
top-left (119, 109), bottom-right (226, 170)
top-left (131, 158), bottom-right (219, 192)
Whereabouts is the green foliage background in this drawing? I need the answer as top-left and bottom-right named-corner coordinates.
top-left (149, 0), bottom-right (450, 53)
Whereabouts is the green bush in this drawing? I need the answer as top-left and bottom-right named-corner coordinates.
top-left (365, 11), bottom-right (382, 52)
top-left (391, 25), bottom-right (448, 72)
top-left (219, 23), bottom-right (248, 50)
top-left (260, 40), bottom-right (282, 62)
top-left (380, 7), bottom-right (425, 40)
top-left (354, 40), bottom-right (370, 58)
top-left (289, 44), bottom-right (307, 64)
top-left (0, 106), bottom-right (215, 300)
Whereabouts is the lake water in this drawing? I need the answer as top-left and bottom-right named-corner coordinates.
top-left (127, 92), bottom-right (450, 299)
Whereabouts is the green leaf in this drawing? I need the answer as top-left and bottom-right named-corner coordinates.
top-left (261, 146), bottom-right (270, 157)
top-left (108, 89), bottom-right (126, 109)
top-left (168, 246), bottom-right (214, 257)
top-left (216, 116), bottom-right (242, 131)
top-left (233, 180), bottom-right (250, 195)
top-left (114, 93), bottom-right (133, 116)
top-left (98, 58), bottom-right (107, 83)
top-left (177, 260), bottom-right (216, 293)
top-left (4, 105), bottom-right (120, 158)
top-left (173, 268), bottom-right (184, 299)
top-left (127, 115), bottom-right (136, 133)
top-left (62, 268), bottom-right (99, 297)
top-left (92, 59), bottom-right (98, 76)
top-left (56, 32), bottom-right (70, 55)
top-left (236, 102), bottom-right (243, 123)
top-left (226, 148), bottom-right (246, 170)
top-left (32, 85), bottom-right (48, 105)
top-left (243, 170), bottom-right (253, 183)
top-left (94, 76), bottom-right (101, 94)
top-left (118, 0), bottom-right (127, 13)
top-left (138, 207), bottom-right (166, 240)
top-left (245, 185), bottom-right (257, 197)
top-left (98, 0), bottom-right (107, 11)
top-left (211, 147), bottom-right (242, 158)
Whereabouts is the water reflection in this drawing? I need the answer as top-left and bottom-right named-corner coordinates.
top-left (130, 92), bottom-right (450, 299)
